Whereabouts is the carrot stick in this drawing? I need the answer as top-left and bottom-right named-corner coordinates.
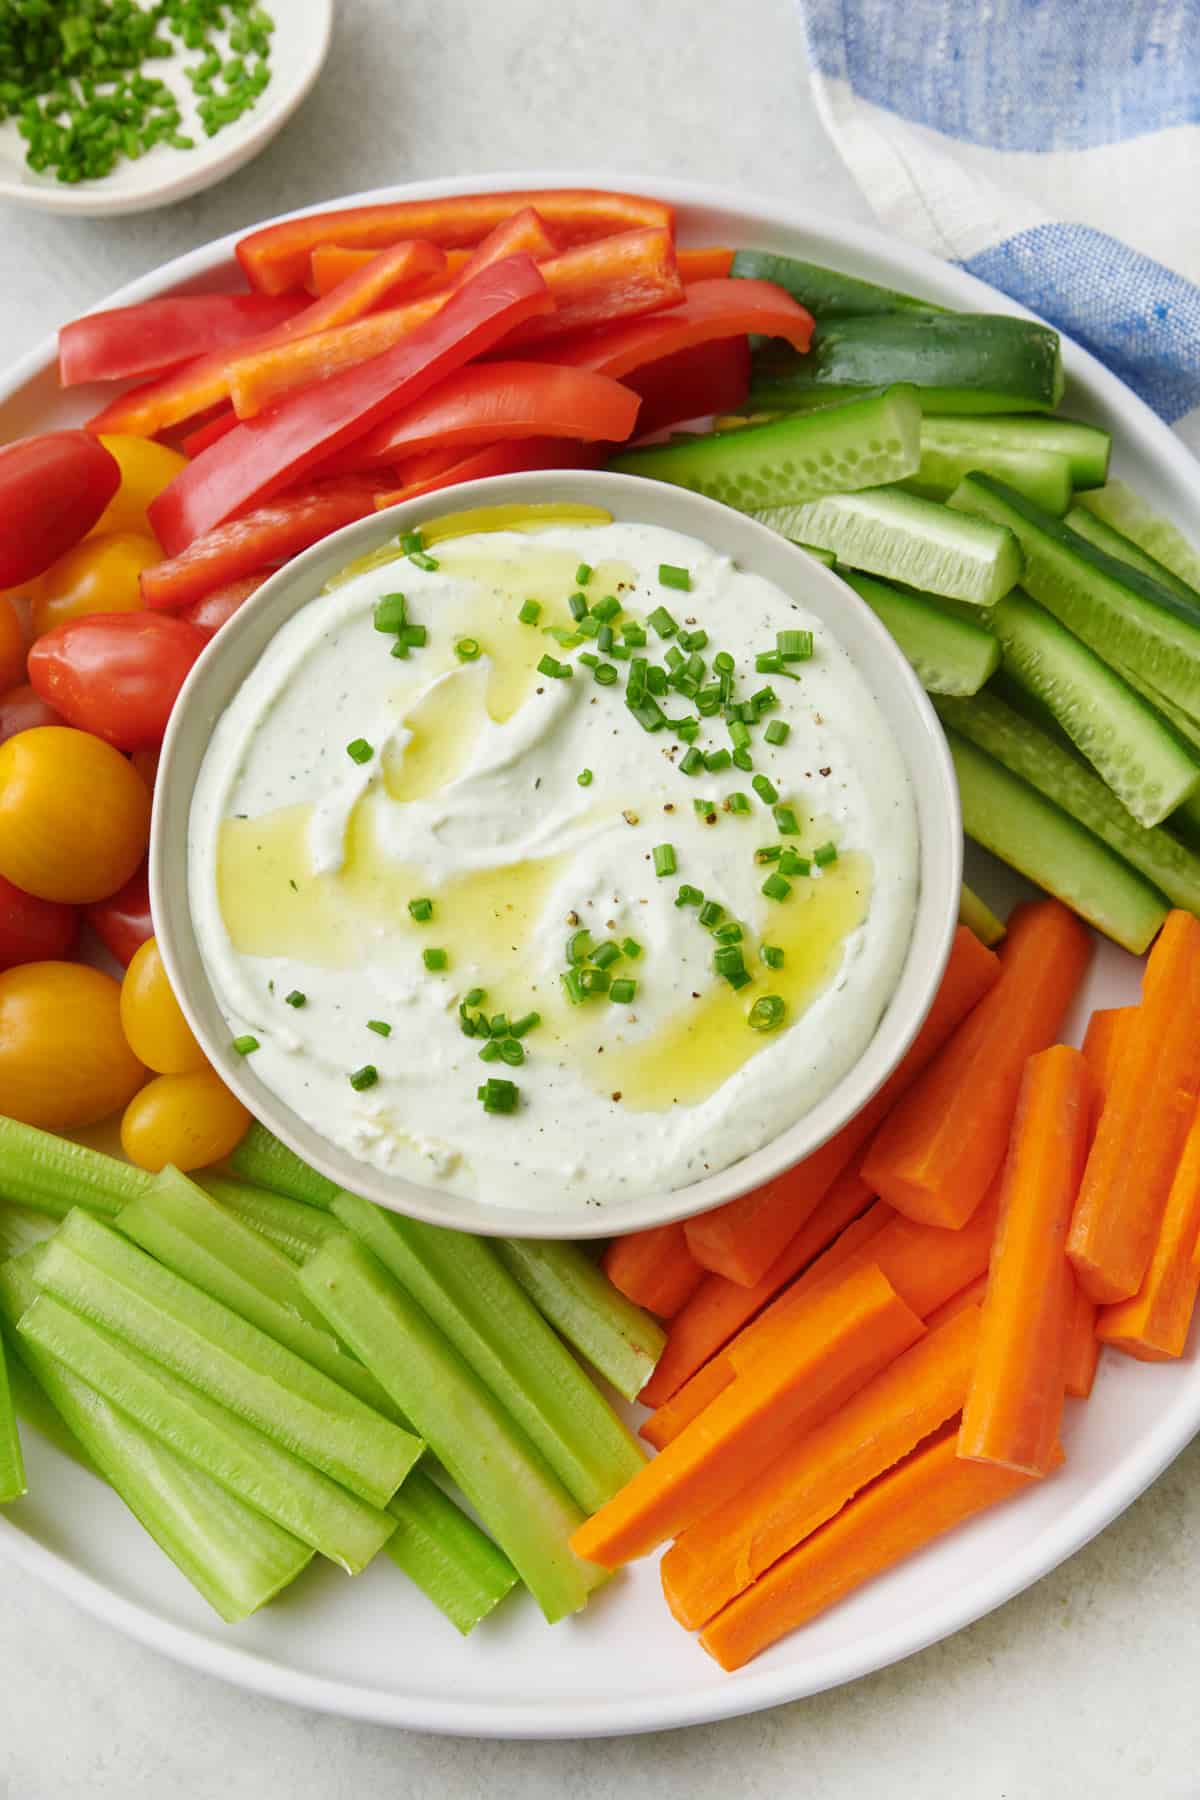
top-left (1061, 1010), bottom-right (1131, 1397)
top-left (639, 1200), bottom-right (891, 1448)
top-left (1064, 1277), bottom-right (1101, 1397)
top-left (698, 1424), bottom-right (1051, 1670)
top-left (1069, 910), bottom-right (1200, 1303)
top-left (1097, 1098), bottom-right (1200, 1360)
top-left (925, 1273), bottom-right (988, 1328)
top-left (1081, 1006), bottom-right (1137, 1100)
top-left (676, 246), bottom-right (736, 281)
top-left (639, 1168), bottom-right (876, 1410)
top-left (662, 1301), bottom-right (982, 1628)
top-left (862, 900), bottom-right (1091, 1230)
top-left (570, 1264), bottom-right (924, 1568)
top-left (959, 1046), bottom-right (1094, 1476)
top-left (686, 925), bottom-right (1001, 1284)
top-left (601, 1224), bottom-right (704, 1319)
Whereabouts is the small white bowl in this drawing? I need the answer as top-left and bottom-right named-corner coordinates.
top-left (153, 470), bottom-right (960, 1238)
top-left (0, 0), bottom-right (332, 217)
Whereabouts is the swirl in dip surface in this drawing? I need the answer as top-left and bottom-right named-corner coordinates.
top-left (189, 517), bottom-right (919, 1212)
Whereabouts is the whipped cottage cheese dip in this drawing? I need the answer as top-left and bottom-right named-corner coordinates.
top-left (189, 516), bottom-right (919, 1212)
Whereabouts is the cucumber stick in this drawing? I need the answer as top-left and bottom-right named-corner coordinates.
top-left (1065, 503), bottom-right (1200, 608)
top-left (0, 1256), bottom-right (316, 1613)
top-left (840, 570), bottom-right (999, 695)
top-left (117, 1169), bottom-right (399, 1421)
top-left (959, 881), bottom-right (1006, 947)
top-left (749, 313), bottom-right (1064, 414)
top-left (229, 1122), bottom-right (339, 1209)
top-left (758, 486), bottom-right (1021, 606)
top-left (729, 249), bottom-right (945, 319)
top-left (938, 690), bottom-right (1200, 915)
top-left (33, 1210), bottom-right (421, 1508)
top-left (918, 414), bottom-right (1109, 488)
top-left (945, 728), bottom-right (1168, 953)
top-left (300, 1234), bottom-right (606, 1623)
top-left (0, 1117), bottom-right (151, 1219)
top-left (990, 590), bottom-right (1199, 827)
top-left (494, 1238), bottom-right (665, 1403)
top-left (386, 1471), bottom-right (517, 1635)
top-left (332, 1191), bottom-right (645, 1514)
top-left (607, 385), bottom-right (921, 512)
top-left (0, 1323), bottom-right (24, 1501)
top-left (904, 441), bottom-right (1071, 516)
top-left (1076, 481), bottom-right (1200, 593)
top-left (950, 474), bottom-right (1200, 719)
top-left (196, 1175), bottom-right (343, 1264)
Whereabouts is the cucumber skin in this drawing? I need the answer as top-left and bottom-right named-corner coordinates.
top-left (945, 728), bottom-right (1168, 954)
top-left (1077, 481), bottom-right (1200, 593)
top-left (904, 442), bottom-right (1072, 515)
top-left (1065, 504), bottom-right (1200, 608)
top-left (938, 691), bottom-right (1200, 915)
top-left (730, 249), bottom-right (944, 319)
top-left (841, 570), bottom-right (1000, 695)
top-left (918, 414), bottom-right (1110, 488)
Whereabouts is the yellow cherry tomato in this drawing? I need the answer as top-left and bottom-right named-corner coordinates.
top-left (120, 1068), bottom-right (251, 1172)
top-left (90, 435), bottom-right (187, 540)
top-left (0, 726), bottom-right (151, 903)
top-left (0, 960), bottom-right (145, 1128)
top-left (120, 937), bottom-right (207, 1075)
top-left (31, 530), bottom-right (159, 637)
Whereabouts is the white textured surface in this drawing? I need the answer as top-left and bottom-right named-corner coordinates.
top-left (3, 1), bottom-right (1198, 1791)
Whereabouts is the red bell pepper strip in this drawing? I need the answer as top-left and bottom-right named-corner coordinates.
top-left (141, 477), bottom-right (387, 610)
top-left (178, 571), bottom-right (271, 635)
top-left (148, 255), bottom-right (553, 555)
top-left (59, 293), bottom-right (308, 388)
top-left (676, 246), bottom-right (736, 282)
top-left (180, 409), bottom-right (240, 458)
top-left (451, 206), bottom-right (559, 280)
top-left (236, 188), bottom-right (674, 294)
top-left (539, 277), bottom-right (814, 377)
top-left (375, 437), bottom-right (604, 507)
top-left (87, 239), bottom-right (448, 439)
top-left (624, 336), bottom-right (751, 437)
top-left (311, 239), bottom-right (730, 297)
top-left (319, 361), bottom-right (640, 474)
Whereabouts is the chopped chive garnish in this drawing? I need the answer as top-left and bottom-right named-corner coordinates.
top-left (577, 615), bottom-right (602, 639)
top-left (518, 598), bottom-right (542, 625)
top-left (698, 900), bottom-right (725, 929)
top-left (755, 845), bottom-right (782, 864)
top-left (714, 944), bottom-right (746, 980)
top-left (659, 563), bottom-right (691, 592)
top-left (760, 943), bottom-right (785, 968)
top-left (575, 562), bottom-right (593, 586)
top-left (727, 720), bottom-right (751, 754)
top-left (349, 1064), bottom-right (379, 1091)
top-left (232, 1034), bottom-right (259, 1056)
top-left (579, 652), bottom-right (601, 669)
top-left (609, 642), bottom-right (631, 662)
top-left (561, 969), bottom-right (588, 1005)
top-left (647, 605), bottom-right (679, 639)
top-left (391, 638), bottom-right (412, 660)
top-left (621, 936), bottom-right (643, 958)
top-left (675, 883), bottom-right (704, 907)
top-left (489, 1014), bottom-right (510, 1039)
top-left (568, 591), bottom-right (589, 621)
top-left (409, 551), bottom-right (439, 572)
top-left (498, 1037), bottom-right (525, 1066)
top-left (680, 747), bottom-right (705, 777)
top-left (646, 665), bottom-right (668, 696)
top-left (752, 773), bottom-right (779, 805)
top-left (464, 987), bottom-right (485, 1007)
top-left (610, 977), bottom-right (637, 1003)
top-left (455, 638), bottom-right (482, 662)
top-left (681, 628), bottom-right (709, 651)
top-left (694, 796), bottom-right (716, 816)
top-left (665, 644), bottom-right (685, 673)
top-left (398, 624), bottom-right (427, 650)
top-left (346, 737), bottom-right (373, 764)
top-left (408, 897), bottom-right (433, 922)
top-left (674, 716), bottom-right (700, 742)
top-left (511, 1011), bottom-right (541, 1037)
top-left (762, 872), bottom-right (792, 901)
top-left (778, 629), bottom-right (814, 662)
top-left (748, 994), bottom-right (787, 1032)
top-left (713, 651), bottom-right (735, 676)
top-left (752, 686), bottom-right (778, 713)
top-left (780, 849), bottom-right (811, 876)
top-left (774, 804), bottom-right (801, 835)
top-left (628, 696), bottom-right (667, 732)
top-left (545, 625), bottom-right (583, 647)
top-left (652, 844), bottom-right (677, 877)
top-left (732, 745), bottom-right (754, 772)
top-left (597, 624), bottom-right (615, 654)
top-left (755, 650), bottom-right (782, 674)
top-left (478, 1077), bottom-right (519, 1114)
top-left (764, 719), bottom-right (791, 746)
top-left (714, 920), bottom-right (744, 944)
top-left (593, 594), bottom-right (621, 622)
top-left (365, 1020), bottom-right (392, 1039)
top-left (697, 684), bottom-right (722, 716)
top-left (423, 948), bottom-right (448, 972)
top-left (704, 747), bottom-right (732, 773)
top-left (284, 990), bottom-right (306, 1008)
top-left (400, 530), bottom-right (424, 554)
top-left (478, 1039), bottom-right (501, 1062)
top-left (373, 593), bottom-right (407, 632)
top-left (623, 620), bottom-right (647, 645)
top-left (727, 791), bottom-right (752, 814)
top-left (579, 967), bottom-right (610, 995)
top-left (591, 941), bottom-right (621, 970)
top-left (594, 662), bottom-right (618, 686)
top-left (814, 840), bottom-right (839, 867)
top-left (537, 654), bottom-right (573, 679)
top-left (577, 768), bottom-right (593, 787)
top-left (567, 929), bottom-right (593, 965)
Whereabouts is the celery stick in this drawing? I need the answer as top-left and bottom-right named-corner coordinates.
top-left (495, 1238), bottom-right (666, 1402)
top-left (16, 1288), bottom-right (392, 1575)
top-left (115, 1170), bottom-right (401, 1422)
top-left (195, 1175), bottom-right (343, 1264)
top-left (386, 1469), bottom-right (518, 1634)
top-left (333, 1192), bottom-right (645, 1513)
top-left (230, 1123), bottom-right (339, 1209)
top-left (34, 1211), bottom-right (422, 1509)
top-left (0, 1117), bottom-right (150, 1219)
top-left (300, 1236), bottom-right (607, 1622)
top-left (0, 1258), bottom-right (316, 1612)
top-left (0, 1324), bottom-right (25, 1501)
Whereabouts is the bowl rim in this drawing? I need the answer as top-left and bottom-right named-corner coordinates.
top-left (153, 466), bottom-right (961, 1237)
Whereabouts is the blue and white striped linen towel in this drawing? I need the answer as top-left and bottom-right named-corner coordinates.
top-left (800, 0), bottom-right (1200, 455)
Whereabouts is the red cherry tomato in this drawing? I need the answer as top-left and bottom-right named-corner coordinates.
top-left (27, 611), bottom-right (208, 751)
top-left (0, 432), bottom-right (120, 587)
top-left (85, 861), bottom-right (153, 967)
top-left (178, 572), bottom-right (269, 637)
top-left (0, 871), bottom-right (78, 969)
top-left (0, 683), bottom-right (62, 746)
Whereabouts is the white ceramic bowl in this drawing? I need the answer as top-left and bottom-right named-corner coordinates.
top-left (153, 468), bottom-right (960, 1237)
top-left (0, 0), bottom-right (332, 217)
